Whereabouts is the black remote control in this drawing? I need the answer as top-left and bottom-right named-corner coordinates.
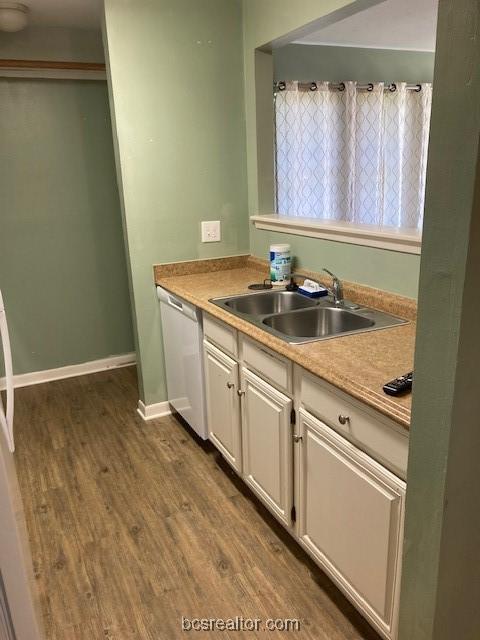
top-left (383, 371), bottom-right (413, 396)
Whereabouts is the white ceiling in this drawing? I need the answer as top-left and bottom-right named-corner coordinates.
top-left (23, 0), bottom-right (101, 29)
top-left (295, 0), bottom-right (438, 52)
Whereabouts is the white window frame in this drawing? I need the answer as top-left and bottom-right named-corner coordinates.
top-left (250, 214), bottom-right (422, 255)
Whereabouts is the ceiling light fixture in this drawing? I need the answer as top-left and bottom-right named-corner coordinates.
top-left (0, 2), bottom-right (29, 32)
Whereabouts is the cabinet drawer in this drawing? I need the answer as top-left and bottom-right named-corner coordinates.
top-left (240, 336), bottom-right (292, 394)
top-left (300, 370), bottom-right (408, 479)
top-left (203, 313), bottom-right (238, 358)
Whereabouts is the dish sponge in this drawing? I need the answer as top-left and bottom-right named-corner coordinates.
top-left (298, 279), bottom-right (329, 298)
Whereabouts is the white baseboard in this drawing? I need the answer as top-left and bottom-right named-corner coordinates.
top-left (137, 399), bottom-right (171, 421)
top-left (0, 352), bottom-right (136, 391)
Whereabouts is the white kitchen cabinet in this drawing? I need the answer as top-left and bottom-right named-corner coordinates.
top-left (201, 312), bottom-right (408, 640)
top-left (203, 340), bottom-right (242, 472)
top-left (240, 367), bottom-right (293, 527)
top-left (300, 369), bottom-right (409, 479)
top-left (296, 408), bottom-right (405, 640)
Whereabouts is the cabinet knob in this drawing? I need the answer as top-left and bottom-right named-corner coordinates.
top-left (293, 434), bottom-right (303, 443)
top-left (338, 414), bottom-right (350, 425)
top-left (226, 382), bottom-right (234, 389)
top-left (237, 389), bottom-right (245, 397)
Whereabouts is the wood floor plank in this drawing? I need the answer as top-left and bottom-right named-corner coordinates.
top-left (14, 367), bottom-right (380, 640)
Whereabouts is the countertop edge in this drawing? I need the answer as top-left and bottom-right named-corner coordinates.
top-left (155, 275), bottom-right (411, 431)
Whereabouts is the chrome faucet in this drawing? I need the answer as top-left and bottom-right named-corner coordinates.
top-left (323, 268), bottom-right (344, 306)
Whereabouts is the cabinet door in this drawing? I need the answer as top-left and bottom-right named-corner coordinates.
top-left (203, 340), bottom-right (242, 472)
top-left (241, 367), bottom-right (293, 527)
top-left (297, 409), bottom-right (405, 639)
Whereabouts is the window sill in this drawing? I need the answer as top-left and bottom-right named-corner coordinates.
top-left (250, 215), bottom-right (422, 255)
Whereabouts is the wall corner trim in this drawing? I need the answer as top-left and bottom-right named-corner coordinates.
top-left (0, 352), bottom-right (136, 391)
top-left (137, 400), bottom-right (171, 421)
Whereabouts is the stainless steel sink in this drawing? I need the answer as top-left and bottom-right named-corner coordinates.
top-left (263, 307), bottom-right (374, 339)
top-left (210, 289), bottom-right (407, 343)
top-left (224, 290), bottom-right (318, 315)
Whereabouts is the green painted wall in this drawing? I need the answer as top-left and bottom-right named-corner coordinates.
top-left (103, 0), bottom-right (249, 406)
top-left (273, 43), bottom-right (435, 83)
top-left (249, 41), bottom-right (433, 298)
top-left (399, 1), bottom-right (480, 637)
top-left (251, 230), bottom-right (421, 298)
top-left (242, 0), bottom-right (368, 50)
top-left (0, 78), bottom-right (133, 375)
top-left (0, 27), bottom-right (105, 62)
top-left (243, 0), bottom-right (363, 217)
top-left (243, 3), bottom-right (428, 299)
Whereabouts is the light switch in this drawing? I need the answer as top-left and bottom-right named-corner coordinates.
top-left (201, 220), bottom-right (221, 243)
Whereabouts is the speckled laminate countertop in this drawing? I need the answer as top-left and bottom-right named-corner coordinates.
top-left (154, 256), bottom-right (416, 430)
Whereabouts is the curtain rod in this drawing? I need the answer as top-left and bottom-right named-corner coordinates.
top-left (0, 59), bottom-right (107, 81)
top-left (0, 59), bottom-right (105, 71)
top-left (274, 81), bottom-right (424, 93)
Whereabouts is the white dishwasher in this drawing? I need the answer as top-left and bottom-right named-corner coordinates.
top-left (156, 287), bottom-right (208, 439)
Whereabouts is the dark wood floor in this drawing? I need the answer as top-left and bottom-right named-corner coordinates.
top-left (14, 366), bottom-right (380, 640)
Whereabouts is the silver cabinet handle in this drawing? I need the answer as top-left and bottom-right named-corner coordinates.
top-left (293, 434), bottom-right (303, 443)
top-left (237, 389), bottom-right (245, 397)
top-left (226, 382), bottom-right (234, 389)
top-left (338, 414), bottom-right (350, 425)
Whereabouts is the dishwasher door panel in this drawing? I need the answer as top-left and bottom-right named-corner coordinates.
top-left (159, 291), bottom-right (207, 439)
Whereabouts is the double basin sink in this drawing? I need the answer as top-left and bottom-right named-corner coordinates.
top-left (210, 290), bottom-right (406, 344)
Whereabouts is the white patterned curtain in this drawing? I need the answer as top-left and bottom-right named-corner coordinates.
top-left (275, 81), bottom-right (432, 230)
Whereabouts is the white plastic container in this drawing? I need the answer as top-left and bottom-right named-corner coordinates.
top-left (270, 243), bottom-right (291, 285)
